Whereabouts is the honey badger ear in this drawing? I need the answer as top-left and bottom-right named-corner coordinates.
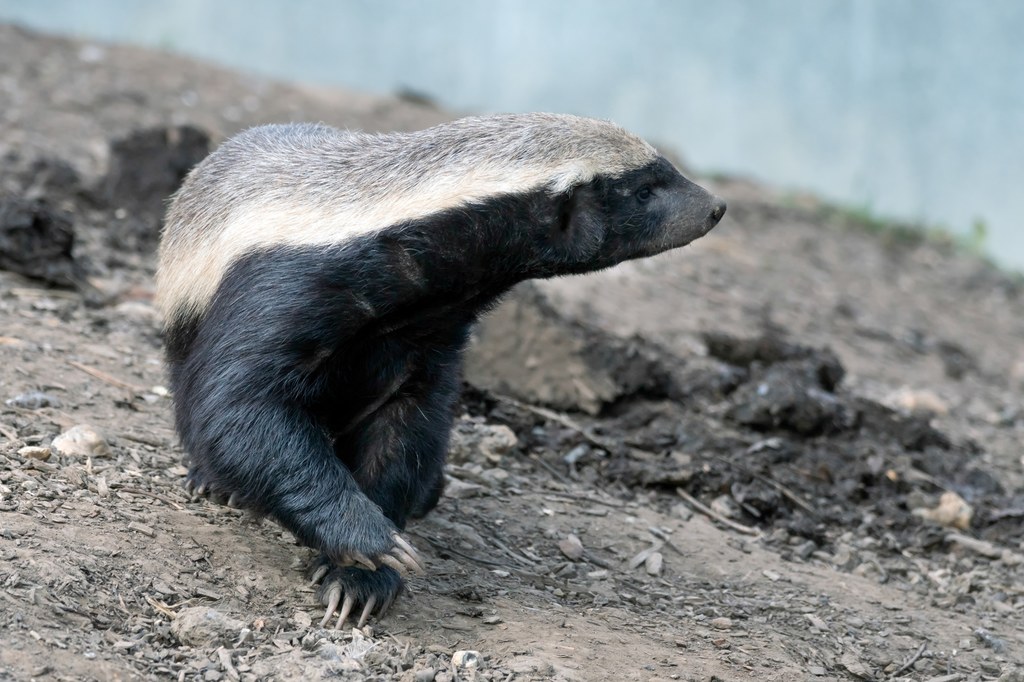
top-left (551, 183), bottom-right (606, 262)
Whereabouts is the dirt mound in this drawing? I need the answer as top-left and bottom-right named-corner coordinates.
top-left (98, 125), bottom-right (211, 251)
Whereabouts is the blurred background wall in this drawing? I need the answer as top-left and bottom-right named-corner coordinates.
top-left (1, 0), bottom-right (1020, 270)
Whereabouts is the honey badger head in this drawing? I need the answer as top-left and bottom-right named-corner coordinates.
top-left (535, 146), bottom-right (725, 276)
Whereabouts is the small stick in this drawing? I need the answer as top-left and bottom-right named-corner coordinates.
top-left (495, 394), bottom-right (621, 453)
top-left (647, 526), bottom-right (688, 557)
top-left (484, 533), bottom-right (539, 568)
top-left (119, 431), bottom-right (170, 448)
top-left (712, 455), bottom-right (816, 515)
top-left (529, 454), bottom-right (572, 484)
top-left (889, 642), bottom-right (927, 677)
top-left (676, 488), bottom-right (759, 536)
top-left (532, 490), bottom-right (625, 509)
top-left (117, 487), bottom-right (185, 511)
top-left (144, 594), bottom-right (179, 620)
top-left (10, 287), bottom-right (79, 300)
top-left (0, 423), bottom-right (18, 442)
top-left (419, 536), bottom-right (509, 568)
top-left (67, 360), bottom-right (145, 392)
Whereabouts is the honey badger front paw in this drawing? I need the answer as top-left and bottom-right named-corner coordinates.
top-left (308, 555), bottom-right (406, 628)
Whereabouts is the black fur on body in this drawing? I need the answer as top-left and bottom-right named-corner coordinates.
top-left (157, 114), bottom-right (726, 625)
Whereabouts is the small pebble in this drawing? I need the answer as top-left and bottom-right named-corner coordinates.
top-left (170, 607), bottom-right (245, 647)
top-left (913, 491), bottom-right (973, 530)
top-left (6, 392), bottom-right (61, 409)
top-left (710, 617), bottom-right (732, 630)
top-left (710, 495), bottom-right (741, 519)
top-left (18, 446), bottom-right (51, 461)
top-left (804, 614), bottom-right (828, 631)
top-left (644, 551), bottom-right (663, 576)
top-left (628, 544), bottom-right (661, 569)
top-left (414, 670), bottom-right (436, 682)
top-left (672, 503), bottom-right (694, 521)
top-left (443, 477), bottom-right (486, 499)
top-left (452, 650), bottom-right (480, 671)
top-left (127, 521), bottom-right (156, 538)
top-left (558, 534), bottom-right (584, 561)
top-left (794, 541), bottom-right (816, 560)
top-left (51, 424), bottom-right (110, 458)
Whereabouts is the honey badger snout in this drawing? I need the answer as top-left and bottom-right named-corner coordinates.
top-left (709, 196), bottom-right (727, 225)
top-left (657, 177), bottom-right (727, 250)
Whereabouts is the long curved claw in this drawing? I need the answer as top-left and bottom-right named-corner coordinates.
top-left (391, 548), bottom-right (424, 574)
top-left (378, 592), bottom-right (397, 619)
top-left (320, 585), bottom-right (342, 628)
top-left (390, 535), bottom-right (424, 573)
top-left (309, 564), bottom-right (330, 585)
top-left (335, 594), bottom-right (356, 630)
top-left (393, 534), bottom-right (420, 561)
top-left (356, 595), bottom-right (378, 628)
top-left (378, 554), bottom-right (407, 574)
top-left (350, 551), bottom-right (376, 571)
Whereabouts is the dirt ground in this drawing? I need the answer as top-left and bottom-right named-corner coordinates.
top-left (1, 23), bottom-right (1023, 682)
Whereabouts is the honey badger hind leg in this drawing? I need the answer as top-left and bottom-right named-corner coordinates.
top-left (310, 334), bottom-right (465, 629)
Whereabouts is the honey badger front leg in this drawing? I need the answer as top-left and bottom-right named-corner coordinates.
top-left (180, 362), bottom-right (424, 579)
top-left (310, 328), bottom-right (467, 628)
top-left (172, 252), bottom-right (426, 606)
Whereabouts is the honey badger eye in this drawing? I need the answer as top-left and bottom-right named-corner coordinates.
top-left (635, 185), bottom-right (653, 203)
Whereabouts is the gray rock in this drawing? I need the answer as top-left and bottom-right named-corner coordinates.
top-left (170, 607), bottom-right (246, 647)
top-left (6, 391), bottom-right (61, 409)
top-left (51, 424), bottom-right (110, 458)
top-left (558, 534), bottom-right (585, 561)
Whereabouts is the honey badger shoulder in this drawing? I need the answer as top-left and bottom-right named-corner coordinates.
top-left (156, 113), bottom-right (725, 627)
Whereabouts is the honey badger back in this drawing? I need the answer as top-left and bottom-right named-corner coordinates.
top-left (156, 113), bottom-right (726, 628)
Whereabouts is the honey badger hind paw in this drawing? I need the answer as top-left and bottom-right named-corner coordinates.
top-left (308, 558), bottom-right (405, 629)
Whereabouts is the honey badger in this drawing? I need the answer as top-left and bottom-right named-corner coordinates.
top-left (156, 113), bottom-right (726, 628)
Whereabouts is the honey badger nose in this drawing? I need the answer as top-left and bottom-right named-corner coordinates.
top-left (709, 197), bottom-right (727, 225)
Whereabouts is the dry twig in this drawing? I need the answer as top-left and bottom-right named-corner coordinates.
top-left (675, 488), bottom-right (760, 536)
top-left (495, 394), bottom-right (621, 453)
top-left (117, 487), bottom-right (185, 510)
top-left (889, 642), bottom-right (927, 677)
top-left (67, 360), bottom-right (144, 392)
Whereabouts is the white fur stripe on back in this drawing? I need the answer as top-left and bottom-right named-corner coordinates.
top-left (156, 114), bottom-right (657, 320)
